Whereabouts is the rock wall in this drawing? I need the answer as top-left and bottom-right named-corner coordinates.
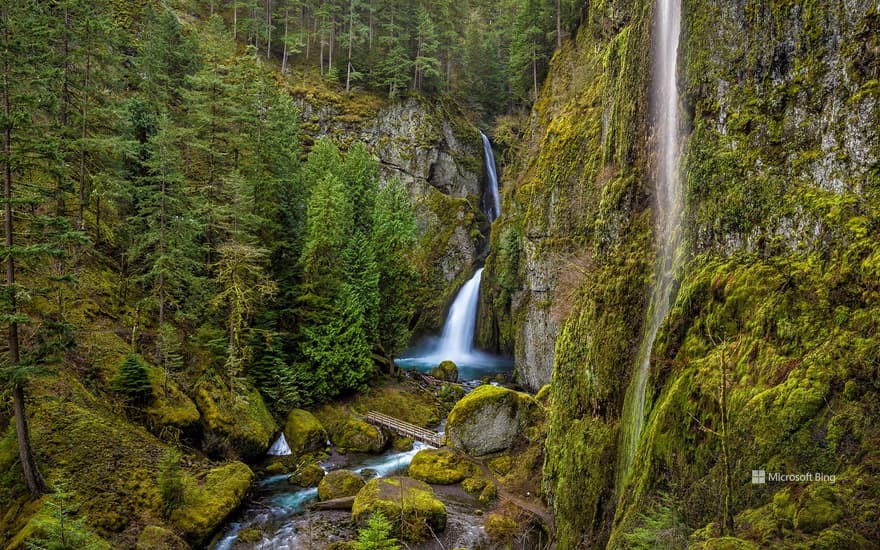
top-left (491, 0), bottom-right (879, 547)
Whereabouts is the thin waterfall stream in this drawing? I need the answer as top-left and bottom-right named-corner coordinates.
top-left (617, 0), bottom-right (684, 491)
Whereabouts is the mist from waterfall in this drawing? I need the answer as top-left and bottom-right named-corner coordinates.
top-left (618, 0), bottom-right (683, 491)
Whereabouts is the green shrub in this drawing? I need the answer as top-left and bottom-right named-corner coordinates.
top-left (158, 449), bottom-right (185, 517)
top-left (355, 511), bottom-right (400, 550)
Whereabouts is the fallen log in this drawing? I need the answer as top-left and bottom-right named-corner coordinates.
top-left (307, 496), bottom-right (355, 511)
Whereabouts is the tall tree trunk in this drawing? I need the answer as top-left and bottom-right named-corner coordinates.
top-left (77, 19), bottom-right (91, 233)
top-left (266, 0), bottom-right (272, 59)
top-left (556, 0), bottom-right (562, 48)
top-left (282, 7), bottom-right (289, 74)
top-left (345, 0), bottom-right (353, 93)
top-left (2, 7), bottom-right (47, 495)
top-left (233, 0), bottom-right (238, 39)
top-left (532, 47), bottom-right (538, 102)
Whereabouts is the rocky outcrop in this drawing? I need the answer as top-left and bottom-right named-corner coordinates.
top-left (171, 462), bottom-right (254, 546)
top-left (352, 477), bottom-right (447, 541)
top-left (283, 409), bottom-right (328, 455)
top-left (445, 385), bottom-right (541, 456)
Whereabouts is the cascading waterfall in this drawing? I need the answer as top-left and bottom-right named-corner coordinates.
top-left (398, 132), bottom-right (510, 377)
top-left (617, 0), bottom-right (683, 491)
top-left (435, 268), bottom-right (485, 362)
top-left (481, 132), bottom-right (502, 223)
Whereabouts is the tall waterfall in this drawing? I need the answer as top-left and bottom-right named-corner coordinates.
top-left (618, 0), bottom-right (683, 490)
top-left (481, 132), bottom-right (502, 222)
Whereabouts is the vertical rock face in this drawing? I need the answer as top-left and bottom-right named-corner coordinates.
top-left (296, 95), bottom-right (486, 332)
top-left (493, 1), bottom-right (879, 548)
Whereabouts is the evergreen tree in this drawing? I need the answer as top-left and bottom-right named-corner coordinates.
top-left (355, 511), bottom-right (400, 550)
top-left (412, 6), bottom-right (441, 91)
top-left (111, 354), bottom-right (153, 405)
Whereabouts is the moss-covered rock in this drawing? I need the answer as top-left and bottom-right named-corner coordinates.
top-left (236, 527), bottom-right (263, 544)
top-left (136, 525), bottom-right (190, 550)
top-left (352, 477), bottom-right (447, 541)
top-left (430, 361), bottom-right (459, 382)
top-left (334, 419), bottom-right (387, 453)
top-left (283, 409), bottom-right (328, 455)
top-left (461, 476), bottom-right (489, 495)
top-left (478, 482), bottom-right (498, 505)
top-left (392, 437), bottom-right (414, 451)
top-left (170, 461), bottom-right (253, 546)
top-left (408, 449), bottom-right (475, 485)
top-left (445, 385), bottom-right (541, 455)
top-left (318, 469), bottom-right (366, 501)
top-left (194, 378), bottom-right (276, 461)
top-left (484, 513), bottom-right (518, 542)
top-left (145, 367), bottom-right (200, 432)
top-left (289, 463), bottom-right (325, 487)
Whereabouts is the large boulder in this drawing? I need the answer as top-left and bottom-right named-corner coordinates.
top-left (194, 378), bottom-right (277, 461)
top-left (283, 409), bottom-right (328, 455)
top-left (289, 463), bottom-right (325, 487)
top-left (408, 449), bottom-right (475, 484)
top-left (145, 367), bottom-right (200, 432)
top-left (445, 385), bottom-right (541, 456)
top-left (334, 418), bottom-right (387, 453)
top-left (318, 469), bottom-right (366, 501)
top-left (170, 461), bottom-right (254, 546)
top-left (352, 477), bottom-right (447, 541)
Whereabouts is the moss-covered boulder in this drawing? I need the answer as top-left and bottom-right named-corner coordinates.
top-left (352, 477), bottom-right (447, 541)
top-left (194, 378), bottom-right (277, 461)
top-left (170, 461), bottom-right (253, 546)
top-left (334, 418), bottom-right (387, 453)
top-left (430, 361), bottom-right (459, 382)
top-left (392, 437), bottom-right (414, 451)
top-left (283, 409), bottom-right (328, 455)
top-left (237, 527), bottom-right (263, 544)
top-left (136, 525), bottom-right (190, 550)
top-left (289, 463), bottom-right (325, 487)
top-left (408, 449), bottom-right (475, 484)
top-left (146, 367), bottom-right (200, 431)
top-left (445, 385), bottom-right (541, 455)
top-left (318, 469), bottom-right (366, 501)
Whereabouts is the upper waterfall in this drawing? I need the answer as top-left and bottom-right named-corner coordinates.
top-left (481, 132), bottom-right (502, 222)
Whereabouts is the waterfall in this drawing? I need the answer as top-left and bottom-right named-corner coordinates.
top-left (481, 132), bottom-right (502, 222)
top-left (434, 268), bottom-right (484, 362)
top-left (267, 433), bottom-right (292, 456)
top-left (617, 0), bottom-right (683, 490)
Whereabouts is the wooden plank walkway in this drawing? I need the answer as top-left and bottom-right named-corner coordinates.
top-left (363, 411), bottom-right (443, 447)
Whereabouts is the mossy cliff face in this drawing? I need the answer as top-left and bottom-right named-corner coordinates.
top-left (481, 2), bottom-right (655, 393)
top-left (295, 92), bottom-right (487, 333)
top-left (507, 0), bottom-right (880, 548)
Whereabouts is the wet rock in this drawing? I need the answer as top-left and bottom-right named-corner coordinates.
top-left (445, 385), bottom-right (541, 456)
top-left (284, 409), bottom-right (328, 455)
top-left (318, 470), bottom-right (366, 501)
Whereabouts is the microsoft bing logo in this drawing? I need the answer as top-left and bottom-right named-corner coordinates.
top-left (752, 470), bottom-right (766, 484)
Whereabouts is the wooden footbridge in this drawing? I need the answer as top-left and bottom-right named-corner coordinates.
top-left (363, 411), bottom-right (443, 447)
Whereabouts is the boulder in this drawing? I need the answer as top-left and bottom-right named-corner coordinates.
top-left (352, 477), bottom-right (447, 541)
top-left (318, 469), bottom-right (366, 501)
top-left (145, 367), bottom-right (200, 431)
top-left (283, 409), bottom-right (328, 455)
top-left (334, 418), bottom-right (387, 453)
top-left (430, 360), bottom-right (459, 382)
top-left (194, 379), bottom-right (276, 461)
top-left (170, 461), bottom-right (253, 546)
top-left (136, 526), bottom-right (190, 550)
top-left (289, 463), bottom-right (325, 487)
top-left (408, 449), bottom-right (475, 484)
top-left (445, 385), bottom-right (541, 456)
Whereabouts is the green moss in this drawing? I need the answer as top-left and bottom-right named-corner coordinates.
top-left (445, 385), bottom-right (541, 455)
top-left (236, 527), bottom-right (263, 544)
top-left (352, 477), bottom-right (446, 541)
top-left (135, 525), bottom-right (189, 550)
top-left (461, 477), bottom-right (488, 495)
top-left (334, 419), bottom-right (386, 453)
top-left (478, 482), bottom-right (497, 505)
top-left (484, 513), bottom-right (519, 542)
top-left (488, 455), bottom-right (513, 476)
top-left (408, 450), bottom-right (475, 485)
top-left (392, 437), bottom-right (414, 452)
top-left (146, 366), bottom-right (200, 432)
top-left (318, 470), bottom-right (365, 501)
top-left (170, 461), bottom-right (253, 545)
top-left (283, 409), bottom-right (328, 455)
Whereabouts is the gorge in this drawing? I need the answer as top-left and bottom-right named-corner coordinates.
top-left (0, 1), bottom-right (878, 549)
